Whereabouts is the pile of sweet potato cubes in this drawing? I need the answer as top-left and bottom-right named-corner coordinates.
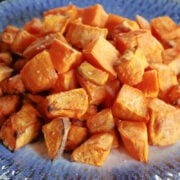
top-left (0, 3), bottom-right (180, 167)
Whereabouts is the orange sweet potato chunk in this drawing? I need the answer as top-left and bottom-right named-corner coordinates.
top-left (20, 50), bottom-right (58, 93)
top-left (150, 63), bottom-right (178, 100)
top-left (134, 70), bottom-right (159, 98)
top-left (46, 88), bottom-right (89, 118)
top-left (118, 120), bottom-right (148, 162)
top-left (114, 29), bottom-right (163, 63)
top-left (80, 4), bottom-right (108, 28)
top-left (148, 103), bottom-right (180, 146)
top-left (65, 20), bottom-right (108, 49)
top-left (115, 47), bottom-right (148, 86)
top-left (71, 132), bottom-right (113, 166)
top-left (48, 39), bottom-right (82, 74)
top-left (78, 61), bottom-right (109, 85)
top-left (151, 16), bottom-right (180, 48)
top-left (112, 84), bottom-right (149, 122)
top-left (51, 69), bottom-right (78, 93)
top-left (83, 36), bottom-right (119, 79)
top-left (86, 108), bottom-right (115, 134)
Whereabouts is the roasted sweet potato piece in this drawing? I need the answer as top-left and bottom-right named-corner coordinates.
top-left (20, 50), bottom-right (58, 93)
top-left (65, 20), bottom-right (108, 49)
top-left (78, 61), bottom-right (109, 85)
top-left (135, 15), bottom-right (150, 29)
top-left (0, 95), bottom-right (20, 126)
top-left (150, 63), bottom-right (178, 100)
top-left (11, 30), bottom-right (36, 55)
top-left (51, 69), bottom-right (78, 93)
top-left (0, 103), bottom-right (42, 151)
top-left (115, 47), bottom-right (148, 86)
top-left (1, 25), bottom-right (19, 45)
top-left (86, 108), bottom-right (115, 134)
top-left (46, 88), bottom-right (88, 118)
top-left (151, 16), bottom-right (180, 48)
top-left (105, 13), bottom-right (139, 39)
top-left (71, 132), bottom-right (113, 166)
top-left (134, 70), bottom-right (159, 98)
top-left (112, 84), bottom-right (149, 122)
top-left (76, 73), bottom-right (106, 105)
top-left (23, 18), bottom-right (42, 35)
top-left (0, 52), bottom-right (13, 65)
top-left (114, 29), bottom-right (163, 63)
top-left (166, 85), bottom-right (180, 105)
top-left (117, 120), bottom-right (148, 162)
top-left (48, 39), bottom-right (82, 74)
top-left (81, 104), bottom-right (97, 121)
top-left (80, 4), bottom-right (108, 27)
top-left (0, 63), bottom-right (13, 83)
top-left (148, 106), bottom-right (180, 146)
top-left (0, 74), bottom-right (25, 95)
top-left (65, 125), bottom-right (88, 151)
top-left (42, 117), bottom-right (71, 159)
top-left (83, 36), bottom-right (119, 79)
top-left (23, 32), bottom-right (67, 59)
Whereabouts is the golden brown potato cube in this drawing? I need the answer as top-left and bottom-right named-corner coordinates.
top-left (20, 50), bottom-right (58, 93)
top-left (0, 103), bottom-right (42, 151)
top-left (86, 108), bottom-right (115, 134)
top-left (0, 95), bottom-right (20, 126)
top-left (78, 61), bottom-right (109, 85)
top-left (148, 105), bottom-right (180, 146)
top-left (42, 117), bottom-right (71, 159)
top-left (0, 63), bottom-right (13, 83)
top-left (117, 120), bottom-right (148, 162)
top-left (65, 125), bottom-right (88, 151)
top-left (0, 74), bottom-right (25, 95)
top-left (0, 52), bottom-right (13, 66)
top-left (47, 88), bottom-right (88, 118)
top-left (71, 132), bottom-right (113, 166)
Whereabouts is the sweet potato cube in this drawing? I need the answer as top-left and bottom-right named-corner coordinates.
top-left (47, 88), bottom-right (88, 118)
top-left (65, 20), bottom-right (108, 49)
top-left (163, 48), bottom-right (180, 75)
top-left (1, 25), bottom-right (19, 45)
top-left (87, 108), bottom-right (115, 134)
top-left (134, 70), bottom-right (159, 98)
top-left (78, 61), bottom-right (109, 85)
top-left (51, 69), bottom-right (78, 93)
top-left (117, 120), bottom-right (148, 162)
top-left (0, 95), bottom-right (20, 126)
top-left (0, 103), bottom-right (42, 151)
top-left (115, 47), bottom-right (148, 86)
top-left (49, 39), bottom-right (82, 74)
top-left (81, 4), bottom-right (108, 27)
top-left (0, 52), bottom-right (13, 65)
top-left (0, 74), bottom-right (25, 95)
top-left (0, 63), bottom-right (13, 82)
top-left (71, 132), bottom-right (113, 166)
top-left (150, 63), bottom-right (178, 100)
top-left (148, 105), bottom-right (180, 146)
top-left (23, 18), bottom-right (42, 35)
top-left (105, 13), bottom-right (139, 39)
top-left (65, 125), bottom-right (88, 151)
top-left (81, 104), bottom-right (98, 121)
top-left (20, 50), bottom-right (58, 93)
top-left (76, 73), bottom-right (106, 105)
top-left (42, 117), bottom-right (71, 159)
top-left (151, 16), bottom-right (180, 48)
top-left (23, 32), bottom-right (67, 59)
top-left (115, 29), bottom-right (163, 63)
top-left (112, 84), bottom-right (149, 122)
top-left (83, 36), bottom-right (119, 79)
top-left (11, 30), bottom-right (36, 55)
top-left (166, 85), bottom-right (180, 105)
top-left (41, 14), bottom-right (70, 35)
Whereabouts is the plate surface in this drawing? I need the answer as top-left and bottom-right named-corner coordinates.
top-left (0, 0), bottom-right (180, 179)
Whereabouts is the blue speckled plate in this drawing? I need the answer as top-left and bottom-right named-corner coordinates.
top-left (0, 0), bottom-right (180, 179)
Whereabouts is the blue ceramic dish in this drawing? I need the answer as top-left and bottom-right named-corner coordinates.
top-left (0, 0), bottom-right (180, 179)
